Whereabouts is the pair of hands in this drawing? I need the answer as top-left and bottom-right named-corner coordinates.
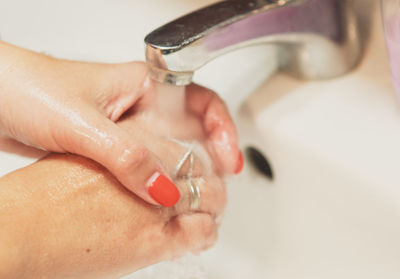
top-left (0, 41), bottom-right (242, 278)
top-left (0, 41), bottom-right (242, 206)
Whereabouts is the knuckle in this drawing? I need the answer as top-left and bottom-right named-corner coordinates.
top-left (195, 216), bottom-right (218, 252)
top-left (201, 178), bottom-right (227, 217)
top-left (200, 216), bottom-right (216, 239)
top-left (113, 144), bottom-right (149, 176)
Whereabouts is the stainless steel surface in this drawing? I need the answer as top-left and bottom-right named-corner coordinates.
top-left (145, 0), bottom-right (361, 86)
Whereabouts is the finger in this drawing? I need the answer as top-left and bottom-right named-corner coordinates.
top-left (185, 84), bottom-right (243, 174)
top-left (172, 175), bottom-right (227, 220)
top-left (61, 106), bottom-right (181, 208)
top-left (91, 61), bottom-right (155, 122)
top-left (145, 139), bottom-right (227, 218)
top-left (165, 214), bottom-right (219, 255)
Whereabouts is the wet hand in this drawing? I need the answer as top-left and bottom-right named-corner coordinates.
top-left (0, 153), bottom-right (224, 278)
top-left (0, 41), bottom-right (241, 207)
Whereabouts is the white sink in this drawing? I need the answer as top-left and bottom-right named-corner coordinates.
top-left (1, 1), bottom-right (400, 278)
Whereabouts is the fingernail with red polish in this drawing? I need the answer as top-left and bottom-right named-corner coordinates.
top-left (147, 172), bottom-right (180, 207)
top-left (235, 151), bottom-right (244, 174)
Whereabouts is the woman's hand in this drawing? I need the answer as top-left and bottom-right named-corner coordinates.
top-left (0, 41), bottom-right (242, 207)
top-left (0, 91), bottom-right (229, 277)
top-left (0, 153), bottom-right (225, 279)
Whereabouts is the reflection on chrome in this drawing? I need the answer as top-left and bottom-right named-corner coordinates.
top-left (145, 0), bottom-right (362, 86)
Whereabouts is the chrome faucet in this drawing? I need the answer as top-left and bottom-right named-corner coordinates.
top-left (145, 0), bottom-right (361, 86)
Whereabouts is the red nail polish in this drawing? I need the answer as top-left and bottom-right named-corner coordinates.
top-left (234, 152), bottom-right (244, 174)
top-left (147, 172), bottom-right (180, 207)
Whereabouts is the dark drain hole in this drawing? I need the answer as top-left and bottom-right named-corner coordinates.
top-left (246, 146), bottom-right (274, 180)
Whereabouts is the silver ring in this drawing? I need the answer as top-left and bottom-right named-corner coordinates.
top-left (188, 179), bottom-right (201, 211)
top-left (187, 152), bottom-right (201, 211)
top-left (173, 141), bottom-right (201, 211)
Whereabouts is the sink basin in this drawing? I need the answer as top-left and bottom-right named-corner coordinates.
top-left (1, 0), bottom-right (400, 278)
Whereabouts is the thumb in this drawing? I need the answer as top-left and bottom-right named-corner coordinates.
top-left (63, 108), bottom-right (181, 208)
top-left (90, 61), bottom-right (155, 122)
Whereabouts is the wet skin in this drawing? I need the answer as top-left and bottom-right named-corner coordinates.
top-left (0, 41), bottom-right (242, 207)
top-left (0, 95), bottom-right (227, 279)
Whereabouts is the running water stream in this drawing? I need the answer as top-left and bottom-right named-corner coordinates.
top-left (123, 81), bottom-right (210, 279)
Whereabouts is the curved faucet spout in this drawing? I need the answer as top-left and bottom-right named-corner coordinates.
top-left (145, 0), bottom-right (361, 86)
